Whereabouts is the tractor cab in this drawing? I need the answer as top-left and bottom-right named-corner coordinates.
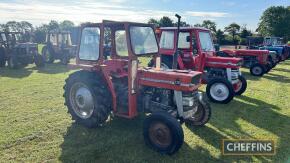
top-left (42, 31), bottom-right (76, 64)
top-left (66, 17), bottom-right (210, 154)
top-left (157, 27), bottom-right (242, 71)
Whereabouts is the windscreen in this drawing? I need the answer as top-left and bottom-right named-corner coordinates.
top-left (129, 26), bottom-right (158, 55)
top-left (79, 27), bottom-right (100, 61)
top-left (199, 31), bottom-right (214, 51)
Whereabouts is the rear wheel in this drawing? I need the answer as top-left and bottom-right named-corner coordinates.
top-left (143, 112), bottom-right (184, 155)
top-left (234, 75), bottom-right (247, 95)
top-left (8, 56), bottom-right (19, 69)
top-left (0, 48), bottom-right (6, 67)
top-left (206, 78), bottom-right (235, 104)
top-left (42, 46), bottom-right (54, 63)
top-left (61, 52), bottom-right (69, 65)
top-left (185, 93), bottom-right (211, 126)
top-left (64, 70), bottom-right (112, 128)
top-left (34, 53), bottom-right (45, 67)
top-left (250, 64), bottom-right (265, 76)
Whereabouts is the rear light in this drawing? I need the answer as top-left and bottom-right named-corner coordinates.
top-left (191, 74), bottom-right (201, 85)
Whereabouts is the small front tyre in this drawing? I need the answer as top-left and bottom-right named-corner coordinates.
top-left (143, 112), bottom-right (184, 155)
top-left (234, 75), bottom-right (247, 95)
top-left (206, 78), bottom-right (235, 104)
top-left (34, 53), bottom-right (45, 68)
top-left (184, 92), bottom-right (211, 126)
top-left (250, 64), bottom-right (265, 76)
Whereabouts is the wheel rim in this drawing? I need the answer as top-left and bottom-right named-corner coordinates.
top-left (252, 66), bottom-right (262, 75)
top-left (188, 104), bottom-right (204, 122)
top-left (148, 121), bottom-right (172, 148)
top-left (210, 83), bottom-right (229, 101)
top-left (70, 82), bottom-right (94, 119)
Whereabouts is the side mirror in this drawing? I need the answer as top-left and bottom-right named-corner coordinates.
top-left (186, 36), bottom-right (191, 42)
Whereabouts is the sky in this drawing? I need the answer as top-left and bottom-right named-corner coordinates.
top-left (0, 0), bottom-right (289, 31)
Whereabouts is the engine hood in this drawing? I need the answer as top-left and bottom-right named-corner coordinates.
top-left (206, 56), bottom-right (242, 68)
top-left (235, 49), bottom-right (269, 55)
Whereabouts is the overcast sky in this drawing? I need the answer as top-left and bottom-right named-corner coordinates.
top-left (0, 0), bottom-right (289, 31)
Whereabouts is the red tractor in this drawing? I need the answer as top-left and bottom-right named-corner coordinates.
top-left (64, 15), bottom-right (211, 155)
top-left (152, 27), bottom-right (247, 104)
top-left (217, 49), bottom-right (274, 76)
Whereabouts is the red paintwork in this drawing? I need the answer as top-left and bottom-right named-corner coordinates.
top-left (72, 21), bottom-right (202, 119)
top-left (157, 27), bottom-right (242, 71)
top-left (221, 49), bottom-right (269, 65)
top-left (138, 68), bottom-right (202, 92)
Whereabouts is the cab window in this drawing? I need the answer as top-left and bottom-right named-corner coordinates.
top-left (178, 32), bottom-right (190, 49)
top-left (115, 30), bottom-right (128, 57)
top-left (79, 27), bottom-right (100, 61)
top-left (159, 31), bottom-right (174, 49)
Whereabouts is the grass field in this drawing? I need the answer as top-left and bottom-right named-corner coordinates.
top-left (0, 59), bottom-right (290, 162)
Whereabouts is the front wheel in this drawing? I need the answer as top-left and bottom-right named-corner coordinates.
top-left (0, 48), bottom-right (6, 67)
top-left (61, 52), bottom-right (69, 65)
top-left (185, 92), bottom-right (211, 126)
top-left (250, 64), bottom-right (265, 76)
top-left (143, 112), bottom-right (184, 155)
top-left (234, 75), bottom-right (247, 95)
top-left (206, 78), bottom-right (235, 104)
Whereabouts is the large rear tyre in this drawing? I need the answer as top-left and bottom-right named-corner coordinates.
top-left (61, 52), bottom-right (69, 65)
top-left (206, 78), bottom-right (235, 104)
top-left (42, 46), bottom-right (54, 63)
top-left (0, 48), bottom-right (6, 67)
top-left (234, 75), bottom-right (247, 95)
top-left (64, 71), bottom-right (112, 128)
top-left (143, 112), bottom-right (184, 155)
top-left (8, 56), bottom-right (19, 69)
top-left (185, 92), bottom-right (211, 126)
top-left (34, 53), bottom-right (45, 67)
top-left (250, 64), bottom-right (265, 76)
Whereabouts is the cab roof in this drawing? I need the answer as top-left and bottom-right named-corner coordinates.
top-left (159, 27), bottom-right (210, 31)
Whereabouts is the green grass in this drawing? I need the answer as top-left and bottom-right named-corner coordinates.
top-left (0, 60), bottom-right (290, 162)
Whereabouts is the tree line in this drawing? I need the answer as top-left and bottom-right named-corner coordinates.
top-left (148, 6), bottom-right (290, 45)
top-left (0, 20), bottom-right (75, 43)
top-left (0, 5), bottom-right (289, 45)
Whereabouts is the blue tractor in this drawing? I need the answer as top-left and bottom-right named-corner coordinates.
top-left (259, 37), bottom-right (289, 61)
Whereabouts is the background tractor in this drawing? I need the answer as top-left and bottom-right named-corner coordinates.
top-left (151, 27), bottom-right (247, 104)
top-left (217, 49), bottom-right (274, 76)
top-left (0, 32), bottom-right (44, 69)
top-left (258, 37), bottom-right (289, 61)
top-left (64, 15), bottom-right (211, 155)
top-left (42, 31), bottom-right (77, 65)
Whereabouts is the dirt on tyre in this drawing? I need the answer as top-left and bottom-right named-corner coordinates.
top-left (64, 70), bottom-right (112, 128)
top-left (143, 111), bottom-right (184, 155)
top-left (206, 78), bottom-right (235, 104)
top-left (185, 92), bottom-right (211, 127)
top-left (234, 75), bottom-right (247, 95)
top-left (250, 64), bottom-right (265, 76)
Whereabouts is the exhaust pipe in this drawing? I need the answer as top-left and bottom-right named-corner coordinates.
top-left (172, 14), bottom-right (181, 69)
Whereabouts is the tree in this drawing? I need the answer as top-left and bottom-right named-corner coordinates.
top-left (201, 20), bottom-right (217, 33)
top-left (47, 20), bottom-right (59, 31)
top-left (148, 18), bottom-right (159, 27)
top-left (257, 6), bottom-right (290, 40)
top-left (159, 16), bottom-right (174, 27)
top-left (215, 29), bottom-right (225, 44)
top-left (240, 26), bottom-right (252, 39)
top-left (194, 23), bottom-right (202, 27)
top-left (224, 23), bottom-right (240, 44)
top-left (59, 20), bottom-right (74, 30)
